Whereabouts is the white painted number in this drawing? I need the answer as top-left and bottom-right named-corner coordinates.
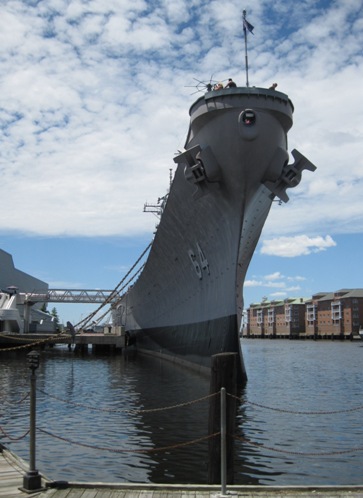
top-left (196, 242), bottom-right (210, 275)
top-left (188, 242), bottom-right (209, 279)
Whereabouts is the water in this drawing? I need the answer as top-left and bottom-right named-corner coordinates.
top-left (0, 340), bottom-right (362, 485)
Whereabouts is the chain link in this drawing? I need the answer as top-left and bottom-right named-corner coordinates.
top-left (1, 392), bottom-right (29, 405)
top-left (37, 427), bottom-right (219, 454)
top-left (228, 392), bottom-right (363, 415)
top-left (0, 425), bottom-right (30, 441)
top-left (0, 332), bottom-right (71, 352)
top-left (37, 388), bottom-right (217, 413)
top-left (233, 433), bottom-right (363, 456)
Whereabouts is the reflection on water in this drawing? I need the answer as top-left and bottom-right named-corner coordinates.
top-left (0, 340), bottom-right (362, 485)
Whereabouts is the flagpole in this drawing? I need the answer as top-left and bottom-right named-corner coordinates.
top-left (243, 10), bottom-right (249, 87)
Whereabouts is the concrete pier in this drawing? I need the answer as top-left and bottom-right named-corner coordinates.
top-left (0, 330), bottom-right (125, 353)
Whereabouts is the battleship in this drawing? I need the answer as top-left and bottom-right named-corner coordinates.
top-left (116, 84), bottom-right (316, 380)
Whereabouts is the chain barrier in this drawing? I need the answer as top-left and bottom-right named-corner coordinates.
top-left (233, 433), bottom-right (363, 457)
top-left (2, 387), bottom-right (362, 459)
top-left (227, 392), bottom-right (363, 415)
top-left (0, 332), bottom-right (72, 352)
top-left (0, 390), bottom-right (218, 455)
top-left (0, 425), bottom-right (30, 442)
top-left (36, 388), bottom-right (217, 414)
top-left (0, 392), bottom-right (29, 405)
top-left (37, 427), bottom-right (219, 454)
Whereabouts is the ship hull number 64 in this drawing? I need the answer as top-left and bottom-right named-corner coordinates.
top-left (188, 243), bottom-right (210, 280)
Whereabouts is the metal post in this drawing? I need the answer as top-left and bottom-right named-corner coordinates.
top-left (220, 387), bottom-right (227, 496)
top-left (22, 350), bottom-right (44, 493)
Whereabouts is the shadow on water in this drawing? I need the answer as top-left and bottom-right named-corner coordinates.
top-left (114, 353), bottom-right (262, 484)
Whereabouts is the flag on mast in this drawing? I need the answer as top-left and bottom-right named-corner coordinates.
top-left (242, 10), bottom-right (254, 87)
top-left (243, 17), bottom-right (254, 35)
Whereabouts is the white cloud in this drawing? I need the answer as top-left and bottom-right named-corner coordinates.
top-left (245, 272), bottom-right (305, 288)
top-left (0, 0), bottom-right (362, 240)
top-left (261, 235), bottom-right (337, 257)
top-left (264, 272), bottom-right (283, 281)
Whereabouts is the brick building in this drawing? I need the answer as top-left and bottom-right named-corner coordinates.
top-left (247, 297), bottom-right (306, 338)
top-left (245, 288), bottom-right (363, 339)
top-left (305, 289), bottom-right (363, 338)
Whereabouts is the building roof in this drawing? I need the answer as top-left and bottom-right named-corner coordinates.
top-left (248, 289), bottom-right (363, 308)
top-left (316, 288), bottom-right (363, 301)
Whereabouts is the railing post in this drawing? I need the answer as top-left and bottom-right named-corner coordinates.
top-left (208, 352), bottom-right (238, 487)
top-left (21, 350), bottom-right (44, 493)
top-left (220, 387), bottom-right (227, 496)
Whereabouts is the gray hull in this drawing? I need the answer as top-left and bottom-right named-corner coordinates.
top-left (118, 87), bottom-right (315, 379)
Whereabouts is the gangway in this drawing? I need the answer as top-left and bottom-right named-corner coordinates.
top-left (11, 289), bottom-right (121, 335)
top-left (23, 289), bottom-right (120, 304)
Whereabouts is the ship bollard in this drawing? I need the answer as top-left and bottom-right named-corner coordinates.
top-left (21, 350), bottom-right (45, 493)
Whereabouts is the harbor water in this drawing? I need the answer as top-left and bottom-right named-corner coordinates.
top-left (0, 339), bottom-right (362, 485)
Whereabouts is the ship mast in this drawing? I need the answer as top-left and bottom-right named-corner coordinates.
top-left (242, 10), bottom-right (254, 87)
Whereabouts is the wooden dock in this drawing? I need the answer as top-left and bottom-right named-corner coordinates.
top-left (1, 445), bottom-right (363, 497)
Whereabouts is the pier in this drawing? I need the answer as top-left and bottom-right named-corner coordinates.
top-left (0, 331), bottom-right (125, 353)
top-left (1, 445), bottom-right (363, 497)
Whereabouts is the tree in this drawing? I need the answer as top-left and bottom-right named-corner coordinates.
top-left (50, 307), bottom-right (59, 325)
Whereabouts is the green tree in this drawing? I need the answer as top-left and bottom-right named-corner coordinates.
top-left (50, 307), bottom-right (59, 325)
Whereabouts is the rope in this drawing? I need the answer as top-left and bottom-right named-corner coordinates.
top-left (0, 332), bottom-right (72, 352)
top-left (0, 425), bottom-right (30, 441)
top-left (37, 389), bottom-right (217, 414)
top-left (233, 434), bottom-right (363, 456)
top-left (0, 392), bottom-right (29, 405)
top-left (228, 393), bottom-right (363, 415)
top-left (37, 427), bottom-right (218, 454)
top-left (75, 242), bottom-right (151, 330)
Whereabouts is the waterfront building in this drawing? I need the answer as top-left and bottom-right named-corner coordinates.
top-left (245, 289), bottom-right (363, 339)
top-left (247, 298), bottom-right (306, 338)
top-left (0, 249), bottom-right (55, 333)
top-left (305, 289), bottom-right (363, 339)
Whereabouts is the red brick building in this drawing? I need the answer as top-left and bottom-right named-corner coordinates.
top-left (245, 289), bottom-right (363, 339)
top-left (246, 298), bottom-right (306, 338)
top-left (305, 289), bottom-right (363, 338)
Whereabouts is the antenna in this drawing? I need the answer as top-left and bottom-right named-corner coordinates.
top-left (184, 75), bottom-right (217, 95)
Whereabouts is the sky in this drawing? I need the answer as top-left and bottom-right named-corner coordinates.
top-left (1, 0), bottom-right (363, 325)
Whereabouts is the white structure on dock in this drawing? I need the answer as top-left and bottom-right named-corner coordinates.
top-left (0, 249), bottom-right (55, 334)
top-left (0, 249), bottom-right (120, 337)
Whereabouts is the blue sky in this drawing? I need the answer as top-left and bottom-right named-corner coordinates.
top-left (1, 0), bottom-right (363, 325)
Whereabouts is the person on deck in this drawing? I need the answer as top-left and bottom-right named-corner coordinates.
top-left (225, 78), bottom-right (237, 88)
top-left (214, 82), bottom-right (224, 90)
